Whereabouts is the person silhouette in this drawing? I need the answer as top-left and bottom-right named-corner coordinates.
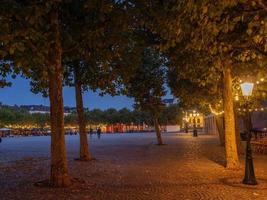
top-left (97, 127), bottom-right (101, 139)
top-left (89, 128), bottom-right (93, 138)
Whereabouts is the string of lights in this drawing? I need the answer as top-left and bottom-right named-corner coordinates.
top-left (209, 105), bottom-right (267, 115)
top-left (208, 77), bottom-right (266, 116)
top-left (239, 77), bottom-right (265, 84)
top-left (237, 107), bottom-right (267, 112)
top-left (209, 104), bottom-right (224, 116)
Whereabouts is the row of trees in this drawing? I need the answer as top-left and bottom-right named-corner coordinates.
top-left (0, 105), bottom-right (182, 127)
top-left (135, 0), bottom-right (267, 170)
top-left (72, 106), bottom-right (182, 126)
top-left (1, 0), bottom-right (132, 186)
top-left (1, 0), bottom-right (266, 187)
top-left (0, 106), bottom-right (49, 128)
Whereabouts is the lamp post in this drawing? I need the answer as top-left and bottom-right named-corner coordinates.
top-left (192, 111), bottom-right (199, 137)
top-left (240, 82), bottom-right (257, 185)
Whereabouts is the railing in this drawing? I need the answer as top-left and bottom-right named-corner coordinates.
top-left (250, 128), bottom-right (267, 154)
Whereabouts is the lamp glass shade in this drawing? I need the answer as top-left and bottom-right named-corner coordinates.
top-left (240, 82), bottom-right (254, 97)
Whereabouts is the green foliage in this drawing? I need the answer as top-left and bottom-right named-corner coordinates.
top-left (0, 103), bottom-right (183, 127)
top-left (159, 104), bottom-right (182, 125)
top-left (87, 108), bottom-right (152, 125)
top-left (0, 106), bottom-right (49, 127)
top-left (0, 62), bottom-right (13, 88)
top-left (64, 108), bottom-right (142, 125)
top-left (131, 0), bottom-right (267, 112)
top-left (125, 47), bottom-right (167, 118)
top-left (32, 113), bottom-right (50, 128)
top-left (64, 112), bottom-right (78, 126)
top-left (86, 108), bottom-right (105, 125)
top-left (63, 0), bottom-right (135, 96)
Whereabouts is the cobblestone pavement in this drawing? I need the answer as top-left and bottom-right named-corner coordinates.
top-left (1, 133), bottom-right (267, 200)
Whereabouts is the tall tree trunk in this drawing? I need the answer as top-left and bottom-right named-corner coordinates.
top-left (154, 116), bottom-right (163, 145)
top-left (74, 66), bottom-right (93, 161)
top-left (48, 9), bottom-right (70, 187)
top-left (215, 115), bottom-right (225, 146)
top-left (222, 63), bottom-right (240, 169)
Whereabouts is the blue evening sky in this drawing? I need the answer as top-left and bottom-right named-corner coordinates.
top-left (0, 77), bottom-right (135, 110)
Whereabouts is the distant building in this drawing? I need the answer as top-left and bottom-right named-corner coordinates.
top-left (21, 105), bottom-right (50, 114)
top-left (1, 104), bottom-right (77, 116)
top-left (182, 110), bottom-right (204, 129)
top-left (204, 111), bottom-right (267, 135)
top-left (25, 105), bottom-right (76, 116)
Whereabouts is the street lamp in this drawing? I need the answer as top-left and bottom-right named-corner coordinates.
top-left (240, 81), bottom-right (257, 185)
top-left (240, 82), bottom-right (254, 97)
top-left (192, 111), bottom-right (199, 137)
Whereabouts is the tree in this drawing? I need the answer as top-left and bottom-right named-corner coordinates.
top-left (32, 113), bottom-right (50, 128)
top-left (0, 65), bottom-right (12, 88)
top-left (170, 1), bottom-right (266, 169)
top-left (87, 109), bottom-right (105, 125)
top-left (64, 61), bottom-right (94, 161)
top-left (62, 0), bottom-right (136, 160)
top-left (126, 47), bottom-right (166, 145)
top-left (117, 108), bottom-right (132, 124)
top-left (104, 108), bottom-right (120, 124)
top-left (131, 109), bottom-right (152, 126)
top-left (132, 0), bottom-right (267, 169)
top-left (159, 104), bottom-right (182, 126)
top-left (0, 1), bottom-right (73, 186)
top-left (1, 0), bottom-right (134, 184)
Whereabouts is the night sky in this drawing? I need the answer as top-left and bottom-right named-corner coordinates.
top-left (0, 77), bottom-right (134, 110)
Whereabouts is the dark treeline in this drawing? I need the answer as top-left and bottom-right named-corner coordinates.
top-left (0, 105), bottom-right (182, 127)
top-left (0, 106), bottom-right (49, 128)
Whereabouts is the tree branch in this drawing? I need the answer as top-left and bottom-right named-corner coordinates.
top-left (258, 0), bottom-right (267, 12)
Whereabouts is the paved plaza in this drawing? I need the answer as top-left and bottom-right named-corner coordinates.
top-left (1, 133), bottom-right (267, 200)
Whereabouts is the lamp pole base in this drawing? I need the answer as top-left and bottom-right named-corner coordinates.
top-left (243, 137), bottom-right (257, 185)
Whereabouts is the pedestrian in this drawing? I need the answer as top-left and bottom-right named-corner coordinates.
top-left (89, 128), bottom-right (93, 138)
top-left (97, 127), bottom-right (101, 139)
top-left (0, 137), bottom-right (2, 143)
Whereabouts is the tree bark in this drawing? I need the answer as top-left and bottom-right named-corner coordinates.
top-left (215, 115), bottom-right (225, 146)
top-left (74, 66), bottom-right (93, 161)
top-left (48, 9), bottom-right (71, 187)
top-left (154, 116), bottom-right (163, 145)
top-left (222, 63), bottom-right (240, 169)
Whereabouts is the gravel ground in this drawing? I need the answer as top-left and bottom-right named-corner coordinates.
top-left (0, 133), bottom-right (267, 200)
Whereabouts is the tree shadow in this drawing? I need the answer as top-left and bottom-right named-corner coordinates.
top-left (202, 144), bottom-right (227, 167)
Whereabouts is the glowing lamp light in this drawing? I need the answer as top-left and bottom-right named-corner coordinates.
top-left (240, 82), bottom-right (254, 97)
